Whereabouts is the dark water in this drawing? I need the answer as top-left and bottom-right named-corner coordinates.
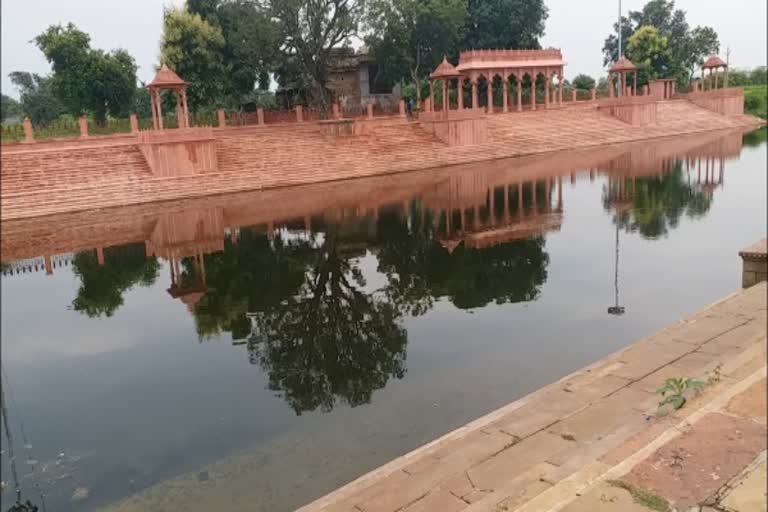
top-left (1, 128), bottom-right (765, 511)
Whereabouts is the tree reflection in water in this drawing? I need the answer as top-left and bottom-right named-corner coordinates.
top-left (183, 204), bottom-right (550, 414)
top-left (603, 160), bottom-right (713, 239)
top-left (71, 243), bottom-right (160, 317)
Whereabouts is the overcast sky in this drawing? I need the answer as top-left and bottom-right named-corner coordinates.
top-left (2, 0), bottom-right (766, 98)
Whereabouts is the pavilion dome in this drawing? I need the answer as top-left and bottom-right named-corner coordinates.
top-left (609, 56), bottom-right (638, 73)
top-left (430, 56), bottom-right (462, 79)
top-left (702, 55), bottom-right (727, 68)
top-left (148, 63), bottom-right (188, 88)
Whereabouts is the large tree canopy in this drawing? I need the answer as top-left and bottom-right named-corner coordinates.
top-left (33, 23), bottom-right (137, 123)
top-left (160, 8), bottom-right (228, 110)
top-left (1, 94), bottom-right (23, 122)
top-left (270, 0), bottom-right (364, 114)
top-left (626, 25), bottom-right (671, 85)
top-left (365, 0), bottom-right (467, 100)
top-left (463, 0), bottom-right (547, 50)
top-left (8, 72), bottom-right (65, 125)
top-left (602, 0), bottom-right (718, 85)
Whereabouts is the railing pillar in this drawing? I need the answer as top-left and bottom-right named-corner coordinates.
top-left (257, 108), bottom-right (265, 125)
top-left (296, 105), bottom-right (303, 123)
top-left (130, 113), bottom-right (139, 134)
top-left (332, 103), bottom-right (341, 120)
top-left (399, 99), bottom-right (406, 117)
top-left (79, 115), bottom-right (89, 138)
top-left (217, 109), bottom-right (226, 127)
top-left (367, 103), bottom-right (374, 119)
top-left (22, 117), bottom-right (34, 144)
top-left (591, 88), bottom-right (597, 101)
top-left (571, 89), bottom-right (577, 102)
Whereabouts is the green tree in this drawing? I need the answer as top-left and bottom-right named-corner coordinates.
top-left (269, 0), bottom-right (364, 114)
top-left (626, 26), bottom-right (670, 86)
top-left (464, 0), bottom-right (548, 50)
top-left (160, 8), bottom-right (227, 110)
top-left (748, 66), bottom-right (767, 86)
top-left (365, 0), bottom-right (467, 102)
top-left (8, 72), bottom-right (65, 125)
top-left (33, 23), bottom-right (138, 123)
top-left (1, 94), bottom-right (22, 122)
top-left (571, 74), bottom-right (595, 91)
top-left (602, 0), bottom-right (718, 86)
top-left (71, 244), bottom-right (160, 318)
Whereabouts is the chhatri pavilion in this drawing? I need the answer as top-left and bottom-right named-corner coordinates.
top-left (426, 48), bottom-right (567, 113)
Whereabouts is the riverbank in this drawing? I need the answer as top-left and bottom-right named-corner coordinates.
top-left (298, 282), bottom-right (767, 512)
top-left (1, 99), bottom-right (763, 221)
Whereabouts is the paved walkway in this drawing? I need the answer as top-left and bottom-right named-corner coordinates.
top-left (299, 282), bottom-right (767, 512)
top-left (1, 101), bottom-right (762, 220)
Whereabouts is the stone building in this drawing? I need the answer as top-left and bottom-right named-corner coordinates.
top-left (326, 47), bottom-right (401, 111)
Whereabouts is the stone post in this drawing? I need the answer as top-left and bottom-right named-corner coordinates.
top-left (367, 103), bottom-right (374, 119)
top-left (79, 115), bottom-right (88, 138)
top-left (23, 117), bottom-right (34, 143)
top-left (130, 113), bottom-right (139, 133)
top-left (296, 105), bottom-right (304, 122)
top-left (571, 89), bottom-right (577, 102)
top-left (96, 247), bottom-right (105, 266)
top-left (671, 81), bottom-right (676, 95)
top-left (398, 99), bottom-right (405, 117)
top-left (217, 109), bottom-right (226, 127)
top-left (591, 88), bottom-right (597, 101)
top-left (257, 108), bottom-right (265, 125)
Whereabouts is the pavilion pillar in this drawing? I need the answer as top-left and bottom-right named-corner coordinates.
top-left (608, 75), bottom-right (615, 98)
top-left (558, 72), bottom-right (564, 105)
top-left (96, 247), bottom-right (105, 266)
top-left (516, 78), bottom-right (523, 111)
top-left (518, 182), bottom-right (524, 217)
top-left (489, 188), bottom-right (495, 226)
top-left (544, 178), bottom-right (550, 211)
top-left (182, 89), bottom-right (190, 127)
top-left (633, 72), bottom-right (637, 96)
top-left (155, 90), bottom-right (164, 130)
top-left (502, 76), bottom-right (509, 113)
top-left (457, 79), bottom-right (464, 110)
top-left (531, 73), bottom-right (536, 110)
top-left (557, 176), bottom-right (563, 211)
top-left (442, 80), bottom-right (448, 112)
top-left (531, 181), bottom-right (538, 212)
top-left (471, 80), bottom-right (479, 110)
top-left (544, 74), bottom-right (550, 109)
top-left (44, 255), bottom-right (53, 275)
top-left (714, 70), bottom-right (719, 89)
top-left (487, 77), bottom-right (494, 114)
top-left (429, 81), bottom-right (435, 112)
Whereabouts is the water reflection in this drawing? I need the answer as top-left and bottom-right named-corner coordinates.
top-left (1, 128), bottom-right (761, 512)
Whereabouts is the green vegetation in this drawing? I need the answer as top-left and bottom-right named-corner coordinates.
top-left (603, 0), bottom-right (719, 87)
top-left (607, 480), bottom-right (671, 512)
top-left (744, 85), bottom-right (767, 119)
top-left (656, 377), bottom-right (704, 410)
top-left (33, 23), bottom-right (137, 123)
top-left (743, 126), bottom-right (768, 148)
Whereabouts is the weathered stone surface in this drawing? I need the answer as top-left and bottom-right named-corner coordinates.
top-left (558, 481), bottom-right (657, 512)
top-left (401, 489), bottom-right (467, 512)
top-left (624, 412), bottom-right (767, 509)
top-left (726, 378), bottom-right (767, 425)
top-left (720, 461), bottom-right (767, 512)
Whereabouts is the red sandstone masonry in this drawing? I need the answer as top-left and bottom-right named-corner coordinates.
top-left (0, 100), bottom-right (763, 221)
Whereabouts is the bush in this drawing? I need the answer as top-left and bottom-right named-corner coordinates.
top-left (744, 85), bottom-right (767, 119)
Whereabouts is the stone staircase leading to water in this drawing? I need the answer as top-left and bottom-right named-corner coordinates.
top-left (1, 100), bottom-right (761, 220)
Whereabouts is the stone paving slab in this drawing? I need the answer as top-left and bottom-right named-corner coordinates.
top-left (721, 460), bottom-right (767, 512)
top-left (298, 282), bottom-right (767, 512)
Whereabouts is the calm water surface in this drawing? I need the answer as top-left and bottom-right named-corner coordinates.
top-left (1, 128), bottom-right (766, 511)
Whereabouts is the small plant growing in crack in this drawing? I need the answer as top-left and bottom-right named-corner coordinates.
top-left (656, 377), bottom-right (704, 412)
top-left (707, 363), bottom-right (723, 386)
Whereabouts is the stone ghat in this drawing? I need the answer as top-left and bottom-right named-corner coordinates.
top-left (295, 283), bottom-right (766, 512)
top-left (1, 100), bottom-right (762, 221)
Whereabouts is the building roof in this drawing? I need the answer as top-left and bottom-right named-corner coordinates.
top-left (609, 57), bottom-right (638, 72)
top-left (456, 48), bottom-right (565, 72)
top-left (148, 64), bottom-right (188, 88)
top-left (430, 56), bottom-right (463, 79)
top-left (702, 55), bottom-right (727, 68)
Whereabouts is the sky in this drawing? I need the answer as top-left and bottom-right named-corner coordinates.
top-left (2, 0), bottom-right (766, 99)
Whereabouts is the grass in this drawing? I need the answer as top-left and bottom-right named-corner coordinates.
top-left (744, 85), bottom-right (767, 119)
top-left (607, 479), bottom-right (671, 512)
